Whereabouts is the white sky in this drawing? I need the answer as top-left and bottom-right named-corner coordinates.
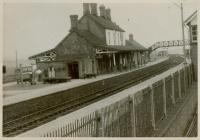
top-left (3, 1), bottom-right (198, 64)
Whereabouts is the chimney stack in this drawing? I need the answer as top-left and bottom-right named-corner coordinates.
top-left (99, 5), bottom-right (106, 18)
top-left (70, 15), bottom-right (78, 30)
top-left (106, 8), bottom-right (111, 20)
top-left (90, 3), bottom-right (97, 16)
top-left (129, 34), bottom-right (134, 41)
top-left (83, 3), bottom-right (90, 15)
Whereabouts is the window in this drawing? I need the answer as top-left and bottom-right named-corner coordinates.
top-left (113, 32), bottom-right (116, 45)
top-left (120, 32), bottom-right (123, 44)
top-left (191, 25), bottom-right (197, 43)
top-left (108, 32), bottom-right (110, 45)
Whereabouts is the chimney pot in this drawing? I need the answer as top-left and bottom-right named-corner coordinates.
top-left (70, 15), bottom-right (78, 30)
top-left (129, 34), bottom-right (134, 41)
top-left (90, 3), bottom-right (98, 16)
top-left (106, 8), bottom-right (111, 20)
top-left (83, 3), bottom-right (90, 15)
top-left (99, 5), bottom-right (106, 18)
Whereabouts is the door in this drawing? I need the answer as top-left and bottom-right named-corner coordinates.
top-left (68, 62), bottom-right (79, 79)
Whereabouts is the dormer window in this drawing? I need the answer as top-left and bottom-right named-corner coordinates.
top-left (106, 29), bottom-right (125, 46)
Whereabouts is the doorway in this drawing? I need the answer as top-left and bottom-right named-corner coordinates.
top-left (68, 62), bottom-right (79, 79)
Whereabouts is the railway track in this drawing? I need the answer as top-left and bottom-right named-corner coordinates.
top-left (3, 56), bottom-right (183, 137)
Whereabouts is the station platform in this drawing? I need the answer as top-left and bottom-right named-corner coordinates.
top-left (152, 82), bottom-right (197, 137)
top-left (17, 56), bottom-right (190, 137)
top-left (3, 57), bottom-right (168, 106)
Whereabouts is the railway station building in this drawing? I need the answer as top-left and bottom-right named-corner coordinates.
top-left (185, 10), bottom-right (197, 81)
top-left (29, 3), bottom-right (149, 79)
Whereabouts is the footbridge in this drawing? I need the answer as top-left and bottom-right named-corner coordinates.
top-left (148, 40), bottom-right (190, 52)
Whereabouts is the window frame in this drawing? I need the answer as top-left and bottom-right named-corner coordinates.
top-left (191, 25), bottom-right (197, 43)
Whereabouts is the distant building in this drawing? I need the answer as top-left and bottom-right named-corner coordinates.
top-left (157, 50), bottom-right (168, 57)
top-left (29, 3), bottom-right (148, 79)
top-left (184, 10), bottom-right (198, 81)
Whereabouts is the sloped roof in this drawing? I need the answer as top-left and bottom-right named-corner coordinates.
top-left (29, 29), bottom-right (148, 59)
top-left (29, 48), bottom-right (56, 59)
top-left (184, 10), bottom-right (197, 25)
top-left (126, 40), bottom-right (147, 51)
top-left (85, 14), bottom-right (125, 32)
top-left (74, 30), bottom-right (137, 51)
top-left (73, 29), bottom-right (106, 46)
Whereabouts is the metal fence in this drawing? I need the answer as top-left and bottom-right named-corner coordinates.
top-left (134, 88), bottom-right (153, 136)
top-left (153, 80), bottom-right (165, 126)
top-left (43, 97), bottom-right (134, 137)
top-left (18, 64), bottom-right (194, 137)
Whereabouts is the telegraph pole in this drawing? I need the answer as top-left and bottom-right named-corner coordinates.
top-left (172, 1), bottom-right (187, 63)
top-left (16, 50), bottom-right (18, 68)
top-left (180, 2), bottom-right (187, 64)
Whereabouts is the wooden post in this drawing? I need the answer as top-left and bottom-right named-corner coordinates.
top-left (187, 66), bottom-right (190, 86)
top-left (119, 54), bottom-right (123, 71)
top-left (189, 65), bottom-right (192, 85)
top-left (189, 64), bottom-right (193, 84)
top-left (162, 79), bottom-right (167, 117)
top-left (183, 67), bottom-right (187, 94)
top-left (113, 53), bottom-right (116, 66)
top-left (191, 64), bottom-right (194, 83)
top-left (178, 71), bottom-right (182, 98)
top-left (129, 53), bottom-right (132, 70)
top-left (138, 52), bottom-right (141, 66)
top-left (150, 85), bottom-right (156, 130)
top-left (95, 111), bottom-right (103, 137)
top-left (19, 64), bottom-right (23, 85)
top-left (171, 74), bottom-right (175, 105)
top-left (134, 52), bottom-right (137, 67)
top-left (128, 95), bottom-right (136, 136)
top-left (109, 57), bottom-right (112, 72)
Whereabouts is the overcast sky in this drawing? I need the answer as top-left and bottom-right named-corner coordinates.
top-left (3, 1), bottom-right (197, 64)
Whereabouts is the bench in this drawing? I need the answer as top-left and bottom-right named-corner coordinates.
top-left (43, 77), bottom-right (71, 84)
top-left (83, 73), bottom-right (96, 79)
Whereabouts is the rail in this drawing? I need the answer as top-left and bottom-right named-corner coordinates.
top-left (3, 56), bottom-right (185, 137)
top-left (17, 59), bottom-right (194, 137)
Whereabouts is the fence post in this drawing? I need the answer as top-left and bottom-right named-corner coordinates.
top-left (190, 64), bottom-right (193, 84)
top-left (128, 95), bottom-right (136, 137)
top-left (189, 64), bottom-right (193, 85)
top-left (187, 65), bottom-right (191, 86)
top-left (183, 67), bottom-right (187, 94)
top-left (150, 85), bottom-right (156, 130)
top-left (171, 74), bottom-right (175, 104)
top-left (95, 111), bottom-right (103, 137)
top-left (178, 71), bottom-right (182, 98)
top-left (191, 64), bottom-right (194, 83)
top-left (162, 79), bottom-right (167, 118)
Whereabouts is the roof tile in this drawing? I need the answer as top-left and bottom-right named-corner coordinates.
top-left (126, 40), bottom-right (147, 51)
top-left (87, 14), bottom-right (125, 32)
